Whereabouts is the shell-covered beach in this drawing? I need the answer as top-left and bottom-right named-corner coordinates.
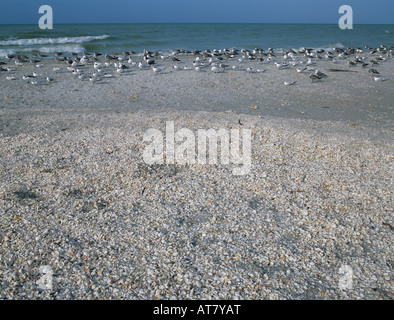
top-left (0, 45), bottom-right (393, 299)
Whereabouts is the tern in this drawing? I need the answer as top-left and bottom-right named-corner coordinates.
top-left (152, 66), bottom-right (163, 74)
top-left (297, 67), bottom-right (307, 73)
top-left (373, 76), bottom-right (387, 82)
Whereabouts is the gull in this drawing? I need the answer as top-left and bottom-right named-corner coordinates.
top-left (103, 73), bottom-right (114, 78)
top-left (283, 81), bottom-right (297, 86)
top-left (35, 63), bottom-right (44, 68)
top-left (314, 70), bottom-right (327, 78)
top-left (246, 67), bottom-right (253, 73)
top-left (30, 80), bottom-right (39, 85)
top-left (373, 76), bottom-right (387, 82)
top-left (297, 67), bottom-right (307, 73)
top-left (219, 63), bottom-right (229, 71)
top-left (53, 66), bottom-right (61, 72)
top-left (195, 66), bottom-right (201, 72)
top-left (274, 62), bottom-right (288, 69)
top-left (46, 76), bottom-right (54, 82)
top-left (211, 66), bottom-right (220, 73)
top-left (6, 76), bottom-right (16, 80)
top-left (89, 76), bottom-right (102, 84)
top-left (152, 66), bottom-right (163, 74)
top-left (14, 59), bottom-right (23, 66)
top-left (369, 68), bottom-right (380, 74)
top-left (173, 65), bottom-right (180, 71)
top-left (309, 74), bottom-right (321, 82)
top-left (22, 75), bottom-right (35, 80)
top-left (256, 69), bottom-right (266, 73)
top-left (138, 62), bottom-right (149, 69)
top-left (78, 74), bottom-right (87, 80)
top-left (116, 67), bottom-right (127, 75)
top-left (305, 58), bottom-right (314, 65)
top-left (144, 58), bottom-right (155, 65)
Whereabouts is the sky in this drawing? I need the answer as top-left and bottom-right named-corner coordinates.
top-left (0, 0), bottom-right (393, 24)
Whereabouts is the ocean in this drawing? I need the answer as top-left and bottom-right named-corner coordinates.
top-left (0, 23), bottom-right (393, 57)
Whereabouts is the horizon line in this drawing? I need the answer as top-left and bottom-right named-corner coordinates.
top-left (1, 22), bottom-right (394, 25)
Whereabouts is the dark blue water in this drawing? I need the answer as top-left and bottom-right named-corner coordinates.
top-left (0, 23), bottom-right (393, 57)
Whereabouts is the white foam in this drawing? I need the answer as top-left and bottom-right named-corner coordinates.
top-left (0, 35), bottom-right (109, 46)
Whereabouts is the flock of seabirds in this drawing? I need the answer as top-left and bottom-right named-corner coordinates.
top-left (0, 44), bottom-right (392, 86)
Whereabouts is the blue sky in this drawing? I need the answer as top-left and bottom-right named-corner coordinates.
top-left (0, 0), bottom-right (393, 24)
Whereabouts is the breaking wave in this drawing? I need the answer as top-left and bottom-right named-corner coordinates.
top-left (0, 35), bottom-right (110, 46)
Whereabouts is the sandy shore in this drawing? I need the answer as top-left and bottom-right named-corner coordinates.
top-left (0, 50), bottom-right (393, 299)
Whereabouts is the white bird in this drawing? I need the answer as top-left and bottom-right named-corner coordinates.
top-left (35, 63), bottom-right (44, 68)
top-left (173, 65), bottom-right (179, 71)
top-left (297, 67), bottom-right (307, 73)
top-left (246, 67), bottom-right (253, 73)
top-left (152, 66), bottom-right (163, 74)
top-left (14, 60), bottom-right (23, 66)
top-left (138, 62), bottom-right (149, 69)
top-left (53, 66), bottom-right (61, 72)
top-left (46, 76), bottom-right (54, 82)
top-left (89, 76), bottom-right (101, 84)
top-left (284, 81), bottom-right (297, 86)
top-left (6, 76), bottom-right (16, 80)
top-left (30, 80), bottom-right (39, 85)
top-left (22, 75), bottom-right (34, 80)
top-left (32, 72), bottom-right (41, 77)
top-left (373, 76), bottom-right (388, 82)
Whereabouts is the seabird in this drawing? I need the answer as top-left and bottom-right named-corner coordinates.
top-left (22, 75), bottom-right (35, 80)
top-left (284, 81), bottom-right (297, 86)
top-left (219, 63), bottom-right (229, 71)
top-left (309, 74), bottom-right (321, 82)
top-left (373, 76), bottom-right (387, 82)
top-left (152, 66), bottom-right (163, 74)
top-left (89, 76), bottom-right (102, 84)
top-left (369, 68), bottom-right (380, 74)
